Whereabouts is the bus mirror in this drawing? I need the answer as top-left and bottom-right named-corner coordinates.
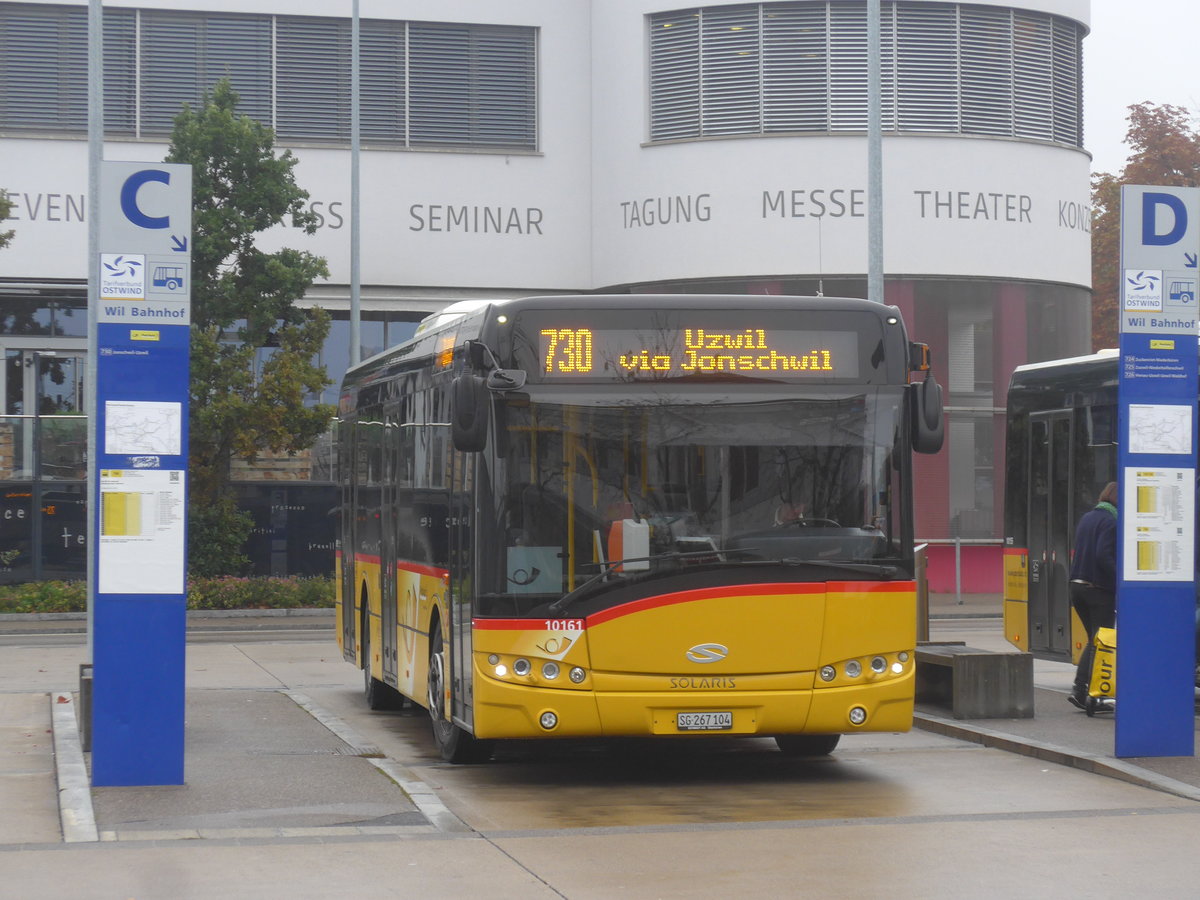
top-left (452, 374), bottom-right (490, 453)
top-left (911, 375), bottom-right (944, 454)
top-left (487, 368), bottom-right (527, 391)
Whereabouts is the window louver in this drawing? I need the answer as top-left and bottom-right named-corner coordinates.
top-left (762, 4), bottom-right (828, 133)
top-left (960, 5), bottom-right (1012, 137)
top-left (0, 6), bottom-right (536, 153)
top-left (103, 9), bottom-right (137, 135)
top-left (361, 20), bottom-right (406, 144)
top-left (649, 10), bottom-right (701, 141)
top-left (648, 1), bottom-right (1083, 146)
top-left (700, 5), bottom-right (761, 136)
top-left (410, 23), bottom-right (536, 150)
top-left (0, 4), bottom-right (88, 130)
top-left (893, 2), bottom-right (957, 133)
top-left (277, 17), bottom-right (351, 141)
top-left (140, 12), bottom-right (272, 135)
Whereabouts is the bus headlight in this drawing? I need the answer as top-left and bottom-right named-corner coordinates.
top-left (819, 666), bottom-right (836, 682)
top-left (569, 666), bottom-right (586, 684)
top-left (844, 660), bottom-right (862, 678)
top-left (513, 658), bottom-right (532, 677)
top-left (849, 706), bottom-right (867, 725)
top-left (870, 656), bottom-right (887, 674)
top-left (542, 661), bottom-right (560, 680)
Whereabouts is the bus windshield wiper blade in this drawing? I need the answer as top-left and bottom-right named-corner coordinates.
top-left (547, 548), bottom-right (757, 615)
top-left (776, 559), bottom-right (900, 578)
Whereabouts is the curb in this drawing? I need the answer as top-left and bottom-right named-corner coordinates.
top-left (914, 712), bottom-right (1200, 803)
top-left (50, 693), bottom-right (99, 843)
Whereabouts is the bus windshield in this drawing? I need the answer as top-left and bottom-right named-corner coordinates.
top-left (478, 386), bottom-right (907, 615)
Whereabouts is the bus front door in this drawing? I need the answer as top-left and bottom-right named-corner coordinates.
top-left (1028, 411), bottom-right (1074, 657)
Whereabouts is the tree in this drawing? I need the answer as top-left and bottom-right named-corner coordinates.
top-left (165, 79), bottom-right (333, 575)
top-left (1090, 103), bottom-right (1200, 349)
top-left (0, 189), bottom-right (14, 249)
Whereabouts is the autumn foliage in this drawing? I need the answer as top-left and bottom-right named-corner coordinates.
top-left (1091, 103), bottom-right (1200, 349)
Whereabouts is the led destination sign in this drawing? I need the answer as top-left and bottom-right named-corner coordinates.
top-left (536, 326), bottom-right (860, 380)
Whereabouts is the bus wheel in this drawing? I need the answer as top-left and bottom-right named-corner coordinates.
top-left (362, 620), bottom-right (403, 711)
top-left (427, 620), bottom-right (493, 763)
top-left (774, 734), bottom-right (840, 756)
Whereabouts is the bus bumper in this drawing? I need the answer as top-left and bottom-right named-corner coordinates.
top-left (470, 670), bottom-right (914, 740)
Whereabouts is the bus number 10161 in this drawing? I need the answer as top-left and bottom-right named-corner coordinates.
top-left (542, 328), bottom-right (594, 374)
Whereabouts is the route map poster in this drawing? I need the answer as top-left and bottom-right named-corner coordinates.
top-left (103, 399), bottom-right (182, 457)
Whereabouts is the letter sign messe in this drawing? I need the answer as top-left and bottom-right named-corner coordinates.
top-left (1117, 185), bottom-right (1199, 759)
top-left (92, 161), bottom-right (192, 786)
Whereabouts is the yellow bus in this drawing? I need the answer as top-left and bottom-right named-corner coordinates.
top-left (336, 294), bottom-right (944, 762)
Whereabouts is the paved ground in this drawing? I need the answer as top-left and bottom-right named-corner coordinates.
top-left (3, 594), bottom-right (1200, 898)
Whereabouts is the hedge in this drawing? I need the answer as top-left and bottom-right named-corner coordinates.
top-left (0, 576), bottom-right (336, 614)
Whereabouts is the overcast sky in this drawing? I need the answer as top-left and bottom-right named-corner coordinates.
top-left (1084, 0), bottom-right (1200, 176)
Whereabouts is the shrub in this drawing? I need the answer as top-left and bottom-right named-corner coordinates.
top-left (0, 576), bottom-right (334, 614)
top-left (0, 580), bottom-right (87, 613)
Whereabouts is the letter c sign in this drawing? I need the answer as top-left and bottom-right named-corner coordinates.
top-left (120, 169), bottom-right (172, 230)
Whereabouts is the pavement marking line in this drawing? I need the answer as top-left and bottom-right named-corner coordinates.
top-left (50, 692), bottom-right (99, 843)
top-left (914, 712), bottom-right (1200, 803)
top-left (282, 689), bottom-right (474, 834)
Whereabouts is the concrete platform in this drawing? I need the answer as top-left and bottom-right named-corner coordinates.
top-left (2, 594), bottom-right (1199, 899)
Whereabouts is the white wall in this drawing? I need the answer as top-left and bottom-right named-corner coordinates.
top-left (0, 0), bottom-right (1092, 293)
top-left (590, 0), bottom-right (1092, 290)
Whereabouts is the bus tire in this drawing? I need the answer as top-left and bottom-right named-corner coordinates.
top-left (362, 614), bottom-right (403, 711)
top-left (428, 619), bottom-right (493, 764)
top-left (774, 734), bottom-right (840, 756)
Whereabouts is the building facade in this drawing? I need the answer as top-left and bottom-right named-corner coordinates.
top-left (0, 0), bottom-right (1093, 587)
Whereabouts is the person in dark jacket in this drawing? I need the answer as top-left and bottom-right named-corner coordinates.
top-left (1068, 481), bottom-right (1118, 711)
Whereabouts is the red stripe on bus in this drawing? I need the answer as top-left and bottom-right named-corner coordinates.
top-left (397, 561), bottom-right (450, 579)
top-left (585, 582), bottom-right (826, 627)
top-left (1004, 547), bottom-right (1027, 556)
top-left (472, 581), bottom-right (916, 631)
top-left (349, 555), bottom-right (447, 580)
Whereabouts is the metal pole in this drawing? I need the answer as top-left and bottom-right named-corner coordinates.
top-left (85, 0), bottom-right (103, 658)
top-left (955, 535), bottom-right (963, 605)
top-left (350, 0), bottom-right (362, 367)
top-left (866, 0), bottom-right (883, 303)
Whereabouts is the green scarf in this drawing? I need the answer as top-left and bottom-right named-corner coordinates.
top-left (1096, 501), bottom-right (1117, 519)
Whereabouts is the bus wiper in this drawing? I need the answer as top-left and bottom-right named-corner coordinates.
top-left (547, 548), bottom-right (757, 615)
top-left (775, 558), bottom-right (901, 578)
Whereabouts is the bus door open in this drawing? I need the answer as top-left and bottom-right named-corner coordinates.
top-left (1028, 411), bottom-right (1073, 655)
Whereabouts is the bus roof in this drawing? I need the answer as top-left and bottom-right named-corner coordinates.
top-left (1012, 348), bottom-right (1117, 374)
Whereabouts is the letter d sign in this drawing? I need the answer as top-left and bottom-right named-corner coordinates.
top-left (1142, 192), bottom-right (1187, 246)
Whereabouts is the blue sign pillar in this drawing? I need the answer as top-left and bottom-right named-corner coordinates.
top-left (1116, 185), bottom-right (1199, 758)
top-left (91, 162), bottom-right (192, 785)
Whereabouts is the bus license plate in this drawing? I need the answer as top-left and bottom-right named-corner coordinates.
top-left (676, 711), bottom-right (733, 731)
